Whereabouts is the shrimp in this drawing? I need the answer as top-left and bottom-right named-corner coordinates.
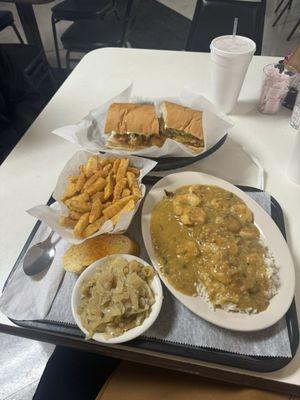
top-left (215, 215), bottom-right (241, 233)
top-left (176, 240), bottom-right (199, 257)
top-left (230, 203), bottom-right (253, 224)
top-left (180, 206), bottom-right (206, 226)
top-left (239, 225), bottom-right (260, 239)
top-left (173, 193), bottom-right (200, 215)
top-left (210, 198), bottom-right (226, 210)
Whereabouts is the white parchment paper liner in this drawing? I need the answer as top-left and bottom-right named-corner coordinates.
top-left (27, 150), bottom-right (157, 244)
top-left (52, 83), bottom-right (234, 158)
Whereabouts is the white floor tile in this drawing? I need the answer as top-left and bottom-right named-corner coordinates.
top-left (0, 333), bottom-right (54, 400)
top-left (5, 380), bottom-right (39, 400)
top-left (262, 0), bottom-right (300, 56)
top-left (158, 0), bottom-right (197, 19)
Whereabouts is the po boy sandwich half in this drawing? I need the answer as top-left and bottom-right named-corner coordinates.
top-left (104, 103), bottom-right (164, 150)
top-left (160, 101), bottom-right (204, 152)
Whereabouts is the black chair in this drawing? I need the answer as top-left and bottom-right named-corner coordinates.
top-left (51, 0), bottom-right (119, 68)
top-left (0, 10), bottom-right (56, 98)
top-left (0, 10), bottom-right (24, 43)
top-left (60, 0), bottom-right (136, 71)
top-left (0, 43), bottom-right (57, 100)
top-left (186, 0), bottom-right (266, 55)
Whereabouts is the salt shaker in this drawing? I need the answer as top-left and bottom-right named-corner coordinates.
top-left (290, 87), bottom-right (300, 130)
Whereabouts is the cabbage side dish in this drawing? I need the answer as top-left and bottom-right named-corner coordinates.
top-left (151, 185), bottom-right (279, 313)
top-left (78, 257), bottom-right (155, 338)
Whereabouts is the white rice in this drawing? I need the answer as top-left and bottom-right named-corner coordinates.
top-left (196, 247), bottom-right (280, 314)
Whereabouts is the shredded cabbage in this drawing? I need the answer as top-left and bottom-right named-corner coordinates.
top-left (78, 257), bottom-right (155, 338)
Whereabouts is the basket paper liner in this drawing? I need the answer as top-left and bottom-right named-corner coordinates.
top-left (27, 150), bottom-right (157, 244)
top-left (52, 83), bottom-right (233, 158)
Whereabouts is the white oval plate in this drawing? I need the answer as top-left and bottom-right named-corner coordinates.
top-left (141, 171), bottom-right (295, 332)
top-left (72, 254), bottom-right (163, 344)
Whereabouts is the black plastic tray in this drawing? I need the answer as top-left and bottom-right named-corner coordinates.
top-left (147, 134), bottom-right (227, 171)
top-left (4, 181), bottom-right (299, 372)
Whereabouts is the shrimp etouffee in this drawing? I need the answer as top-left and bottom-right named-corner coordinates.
top-left (150, 185), bottom-right (271, 312)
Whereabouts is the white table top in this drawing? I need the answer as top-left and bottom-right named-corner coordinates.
top-left (0, 48), bottom-right (299, 388)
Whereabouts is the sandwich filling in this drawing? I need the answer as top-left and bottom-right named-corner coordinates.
top-left (109, 132), bottom-right (165, 149)
top-left (160, 125), bottom-right (204, 148)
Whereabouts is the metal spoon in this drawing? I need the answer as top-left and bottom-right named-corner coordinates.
top-left (23, 231), bottom-right (56, 276)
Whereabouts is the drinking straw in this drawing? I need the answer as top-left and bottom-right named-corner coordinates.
top-left (233, 17), bottom-right (238, 37)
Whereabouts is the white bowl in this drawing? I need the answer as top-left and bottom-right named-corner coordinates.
top-left (71, 254), bottom-right (163, 344)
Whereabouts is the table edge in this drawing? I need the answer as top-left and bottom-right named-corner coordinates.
top-left (1, 323), bottom-right (299, 396)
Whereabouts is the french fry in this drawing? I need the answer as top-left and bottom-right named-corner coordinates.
top-left (132, 185), bottom-right (142, 199)
top-left (89, 198), bottom-right (102, 223)
top-left (66, 192), bottom-right (89, 205)
top-left (104, 173), bottom-right (114, 200)
top-left (112, 159), bottom-right (121, 174)
top-left (116, 158), bottom-right (129, 181)
top-left (68, 176), bottom-right (78, 183)
top-left (99, 192), bottom-right (105, 202)
top-left (85, 156), bottom-right (98, 177)
top-left (103, 201), bottom-right (111, 209)
top-left (68, 210), bottom-right (83, 220)
top-left (127, 171), bottom-right (142, 198)
top-left (83, 170), bottom-right (102, 190)
top-left (61, 181), bottom-right (77, 200)
top-left (91, 192), bottom-right (104, 202)
top-left (75, 171), bottom-right (86, 192)
top-left (73, 212), bottom-right (90, 238)
top-left (82, 216), bottom-right (107, 238)
top-left (102, 163), bottom-right (112, 178)
top-left (126, 171), bottom-right (134, 188)
top-left (67, 199), bottom-right (91, 212)
top-left (108, 155), bottom-right (117, 164)
top-left (59, 216), bottom-right (77, 229)
top-left (98, 158), bottom-right (109, 168)
top-left (85, 177), bottom-right (106, 195)
top-left (111, 199), bottom-right (135, 226)
top-left (103, 196), bottom-right (134, 219)
top-left (122, 188), bottom-right (131, 198)
top-left (127, 166), bottom-right (140, 177)
top-left (113, 178), bottom-right (127, 202)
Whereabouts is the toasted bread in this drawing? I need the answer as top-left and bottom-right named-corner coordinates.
top-left (62, 234), bottom-right (140, 274)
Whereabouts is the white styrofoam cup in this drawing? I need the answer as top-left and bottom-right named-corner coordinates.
top-left (210, 35), bottom-right (256, 114)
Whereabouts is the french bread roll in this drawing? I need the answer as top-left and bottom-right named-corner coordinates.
top-left (62, 234), bottom-right (140, 274)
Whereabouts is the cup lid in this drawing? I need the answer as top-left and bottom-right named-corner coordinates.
top-left (210, 35), bottom-right (256, 56)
